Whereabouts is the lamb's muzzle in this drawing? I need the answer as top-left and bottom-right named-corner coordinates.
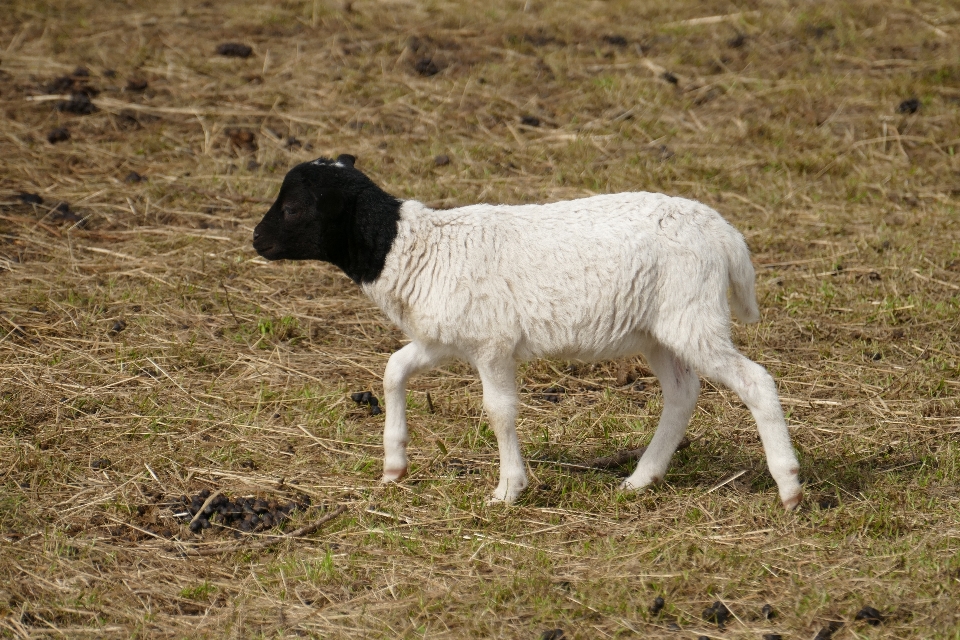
top-left (253, 156), bottom-right (803, 511)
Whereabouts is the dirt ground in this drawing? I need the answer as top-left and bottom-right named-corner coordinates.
top-left (1, 0), bottom-right (959, 637)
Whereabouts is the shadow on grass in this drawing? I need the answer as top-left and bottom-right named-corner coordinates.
top-left (522, 438), bottom-right (935, 511)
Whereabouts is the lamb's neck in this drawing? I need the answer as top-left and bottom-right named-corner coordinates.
top-left (332, 185), bottom-right (404, 284)
top-left (359, 199), bottom-right (435, 332)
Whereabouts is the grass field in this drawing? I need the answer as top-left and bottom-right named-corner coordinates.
top-left (1, 0), bottom-right (959, 637)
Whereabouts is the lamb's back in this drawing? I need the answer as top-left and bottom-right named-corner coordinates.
top-left (365, 193), bottom-right (732, 359)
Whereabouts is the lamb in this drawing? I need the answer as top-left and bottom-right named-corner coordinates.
top-left (253, 155), bottom-right (803, 510)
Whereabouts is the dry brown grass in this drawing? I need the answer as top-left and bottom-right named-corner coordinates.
top-left (1, 0), bottom-right (959, 637)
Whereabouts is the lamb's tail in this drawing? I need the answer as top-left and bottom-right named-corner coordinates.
top-left (726, 232), bottom-right (760, 323)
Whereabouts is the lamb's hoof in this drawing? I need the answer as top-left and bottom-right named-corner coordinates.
top-left (382, 467), bottom-right (407, 483)
top-left (618, 474), bottom-right (659, 492)
top-left (782, 490), bottom-right (803, 511)
top-left (487, 482), bottom-right (526, 505)
top-left (486, 493), bottom-right (522, 506)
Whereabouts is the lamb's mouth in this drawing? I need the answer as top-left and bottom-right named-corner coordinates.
top-left (254, 243), bottom-right (283, 260)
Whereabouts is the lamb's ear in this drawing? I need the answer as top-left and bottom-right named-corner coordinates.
top-left (337, 154), bottom-right (356, 168)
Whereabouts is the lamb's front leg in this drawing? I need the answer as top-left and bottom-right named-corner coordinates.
top-left (382, 342), bottom-right (442, 482)
top-left (476, 358), bottom-right (527, 504)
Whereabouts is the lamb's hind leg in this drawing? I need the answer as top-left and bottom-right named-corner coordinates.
top-left (475, 358), bottom-right (527, 504)
top-left (698, 348), bottom-right (802, 510)
top-left (381, 342), bottom-right (444, 482)
top-left (621, 343), bottom-right (700, 492)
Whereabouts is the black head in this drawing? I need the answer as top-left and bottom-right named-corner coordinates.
top-left (253, 155), bottom-right (402, 283)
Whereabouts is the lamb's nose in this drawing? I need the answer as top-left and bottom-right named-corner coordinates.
top-left (253, 228), bottom-right (261, 241)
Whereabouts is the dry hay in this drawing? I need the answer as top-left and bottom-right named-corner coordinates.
top-left (0, 0), bottom-right (959, 637)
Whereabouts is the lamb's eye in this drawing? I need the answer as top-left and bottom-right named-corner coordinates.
top-left (282, 205), bottom-right (298, 219)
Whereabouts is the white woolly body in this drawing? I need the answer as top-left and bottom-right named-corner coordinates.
top-left (363, 193), bottom-right (756, 367)
top-left (360, 191), bottom-right (801, 510)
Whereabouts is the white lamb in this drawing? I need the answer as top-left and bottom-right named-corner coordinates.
top-left (253, 155), bottom-right (803, 510)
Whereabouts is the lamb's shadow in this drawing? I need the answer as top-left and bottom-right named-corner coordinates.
top-left (526, 438), bottom-right (926, 507)
top-left (786, 446), bottom-right (929, 503)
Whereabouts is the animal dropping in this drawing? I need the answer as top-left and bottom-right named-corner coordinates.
top-left (175, 489), bottom-right (308, 537)
top-left (813, 621), bottom-right (844, 640)
top-left (661, 70), bottom-right (679, 85)
top-left (649, 596), bottom-right (665, 615)
top-left (703, 601), bottom-right (730, 627)
top-left (56, 93), bottom-right (97, 114)
top-left (896, 98), bottom-right (919, 114)
top-left (50, 202), bottom-right (82, 225)
top-left (216, 42), bottom-right (253, 58)
top-left (351, 391), bottom-right (383, 416)
top-left (854, 606), bottom-right (883, 626)
top-left (413, 57), bottom-right (439, 76)
top-left (47, 127), bottom-right (70, 144)
top-left (253, 154), bottom-right (803, 509)
top-left (226, 128), bottom-right (257, 152)
top-left (728, 32), bottom-right (747, 48)
top-left (17, 193), bottom-right (43, 205)
top-left (125, 78), bottom-right (148, 92)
